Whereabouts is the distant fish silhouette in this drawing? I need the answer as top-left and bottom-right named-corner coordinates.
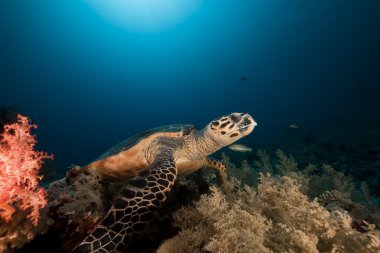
top-left (239, 76), bottom-right (247, 82)
top-left (228, 144), bottom-right (252, 152)
top-left (289, 124), bottom-right (300, 129)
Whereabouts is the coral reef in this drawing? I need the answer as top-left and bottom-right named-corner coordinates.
top-left (157, 151), bottom-right (380, 253)
top-left (279, 126), bottom-right (380, 201)
top-left (158, 173), bottom-right (380, 253)
top-left (0, 114), bottom-right (53, 252)
top-left (45, 166), bottom-right (107, 251)
top-left (40, 167), bottom-right (211, 252)
top-left (15, 147), bottom-right (380, 253)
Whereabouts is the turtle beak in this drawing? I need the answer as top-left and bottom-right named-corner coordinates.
top-left (237, 114), bottom-right (256, 135)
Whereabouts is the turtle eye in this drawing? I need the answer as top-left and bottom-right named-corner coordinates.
top-left (182, 127), bottom-right (195, 136)
top-left (230, 114), bottom-right (241, 123)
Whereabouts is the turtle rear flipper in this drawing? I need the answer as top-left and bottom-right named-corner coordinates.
top-left (203, 158), bottom-right (227, 186)
top-left (72, 154), bottom-right (177, 253)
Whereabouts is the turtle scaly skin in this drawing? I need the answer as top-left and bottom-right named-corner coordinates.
top-left (74, 143), bottom-right (178, 252)
top-left (203, 158), bottom-right (227, 185)
top-left (72, 113), bottom-right (256, 252)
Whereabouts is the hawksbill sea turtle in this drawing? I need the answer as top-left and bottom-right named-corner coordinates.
top-left (72, 112), bottom-right (257, 252)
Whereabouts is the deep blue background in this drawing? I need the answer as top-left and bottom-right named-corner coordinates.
top-left (1, 0), bottom-right (379, 167)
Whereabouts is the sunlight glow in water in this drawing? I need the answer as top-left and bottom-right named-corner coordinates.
top-left (85, 0), bottom-right (204, 33)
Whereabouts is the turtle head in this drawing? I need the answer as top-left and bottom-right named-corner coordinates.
top-left (206, 112), bottom-right (257, 146)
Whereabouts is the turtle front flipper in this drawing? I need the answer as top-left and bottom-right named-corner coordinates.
top-left (72, 154), bottom-right (177, 253)
top-left (203, 158), bottom-right (227, 186)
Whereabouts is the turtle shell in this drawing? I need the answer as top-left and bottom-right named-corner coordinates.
top-left (94, 124), bottom-right (196, 162)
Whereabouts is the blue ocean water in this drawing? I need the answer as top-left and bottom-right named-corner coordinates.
top-left (1, 2), bottom-right (380, 253)
top-left (0, 0), bottom-right (379, 169)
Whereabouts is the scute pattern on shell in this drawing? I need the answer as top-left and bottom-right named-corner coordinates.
top-left (93, 124), bottom-right (196, 162)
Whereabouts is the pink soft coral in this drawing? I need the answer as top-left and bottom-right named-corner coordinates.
top-left (0, 114), bottom-right (53, 226)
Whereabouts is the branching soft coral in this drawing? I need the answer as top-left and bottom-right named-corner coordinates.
top-left (159, 173), bottom-right (380, 253)
top-left (0, 114), bottom-right (52, 226)
top-left (157, 183), bottom-right (271, 253)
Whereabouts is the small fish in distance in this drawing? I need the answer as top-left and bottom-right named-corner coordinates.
top-left (289, 124), bottom-right (300, 129)
top-left (228, 144), bottom-right (252, 152)
top-left (239, 76), bottom-right (247, 82)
